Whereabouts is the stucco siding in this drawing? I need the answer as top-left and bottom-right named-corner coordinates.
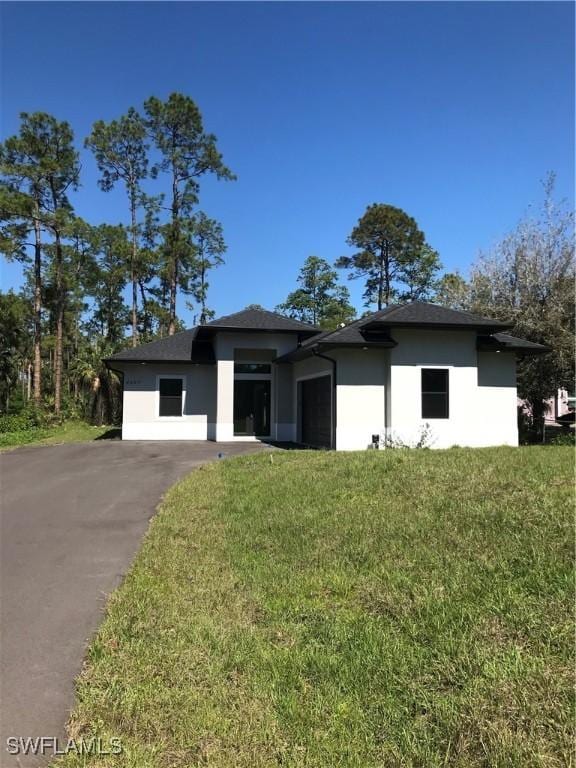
top-left (213, 332), bottom-right (297, 441)
top-left (116, 327), bottom-right (519, 449)
top-left (388, 330), bottom-right (518, 448)
top-left (476, 350), bottom-right (518, 446)
top-left (334, 348), bottom-right (387, 450)
top-left (120, 363), bottom-right (215, 440)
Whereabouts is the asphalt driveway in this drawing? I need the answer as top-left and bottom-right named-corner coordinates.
top-left (0, 439), bottom-right (267, 767)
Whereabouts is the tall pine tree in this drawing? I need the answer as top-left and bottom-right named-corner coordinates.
top-left (144, 93), bottom-right (234, 334)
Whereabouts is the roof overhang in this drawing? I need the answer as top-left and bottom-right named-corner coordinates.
top-left (363, 320), bottom-right (513, 332)
top-left (476, 334), bottom-right (550, 355)
top-left (196, 325), bottom-right (318, 340)
top-left (274, 339), bottom-right (397, 364)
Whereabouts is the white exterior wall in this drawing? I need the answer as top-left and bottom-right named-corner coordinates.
top-left (388, 330), bottom-right (518, 448)
top-left (120, 363), bottom-right (216, 440)
top-left (335, 349), bottom-right (387, 450)
top-left (476, 350), bottom-right (518, 446)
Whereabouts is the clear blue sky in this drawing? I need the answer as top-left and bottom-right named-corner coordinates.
top-left (1, 1), bottom-right (574, 322)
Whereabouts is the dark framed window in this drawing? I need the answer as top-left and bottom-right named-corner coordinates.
top-left (234, 362), bottom-right (271, 374)
top-left (159, 378), bottom-right (183, 417)
top-left (421, 369), bottom-right (449, 419)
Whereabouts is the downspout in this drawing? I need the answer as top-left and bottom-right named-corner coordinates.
top-left (312, 349), bottom-right (337, 450)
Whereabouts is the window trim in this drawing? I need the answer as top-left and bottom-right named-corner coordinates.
top-left (421, 367), bottom-right (450, 420)
top-left (156, 375), bottom-right (185, 419)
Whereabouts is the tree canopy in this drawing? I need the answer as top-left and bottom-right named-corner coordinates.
top-left (336, 203), bottom-right (440, 309)
top-left (277, 255), bottom-right (356, 329)
top-left (468, 176), bottom-right (575, 419)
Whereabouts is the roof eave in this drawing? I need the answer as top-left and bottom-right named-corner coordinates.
top-left (476, 340), bottom-right (551, 356)
top-left (103, 358), bottom-right (214, 365)
top-left (273, 339), bottom-right (397, 363)
top-left (378, 321), bottom-right (513, 331)
top-left (197, 326), bottom-right (319, 338)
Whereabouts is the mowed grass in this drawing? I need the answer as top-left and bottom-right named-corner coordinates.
top-left (58, 447), bottom-right (574, 767)
top-left (0, 420), bottom-right (113, 451)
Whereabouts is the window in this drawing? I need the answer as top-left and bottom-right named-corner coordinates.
top-left (234, 362), bottom-right (271, 374)
top-left (421, 369), bottom-right (449, 419)
top-left (159, 378), bottom-right (183, 417)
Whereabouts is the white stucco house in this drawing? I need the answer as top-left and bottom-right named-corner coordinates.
top-left (105, 302), bottom-right (548, 450)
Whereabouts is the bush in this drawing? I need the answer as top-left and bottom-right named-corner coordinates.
top-left (550, 431), bottom-right (575, 446)
top-left (0, 407), bottom-right (49, 434)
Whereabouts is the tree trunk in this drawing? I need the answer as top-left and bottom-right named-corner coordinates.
top-left (33, 210), bottom-right (42, 405)
top-left (130, 192), bottom-right (138, 346)
top-left (27, 363), bottom-right (32, 401)
top-left (54, 241), bottom-right (64, 416)
top-left (138, 280), bottom-right (150, 338)
top-left (383, 240), bottom-right (391, 308)
top-left (168, 173), bottom-right (180, 336)
top-left (199, 262), bottom-right (207, 325)
top-left (377, 245), bottom-right (384, 311)
top-left (168, 261), bottom-right (178, 335)
top-left (54, 295), bottom-right (64, 415)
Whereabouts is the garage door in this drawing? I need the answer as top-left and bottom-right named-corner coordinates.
top-left (299, 375), bottom-right (332, 448)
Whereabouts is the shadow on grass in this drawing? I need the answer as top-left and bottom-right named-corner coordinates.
top-left (95, 428), bottom-right (122, 441)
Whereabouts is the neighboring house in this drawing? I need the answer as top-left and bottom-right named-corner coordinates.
top-left (105, 302), bottom-right (548, 450)
top-left (544, 388), bottom-right (575, 424)
top-left (519, 388), bottom-right (575, 426)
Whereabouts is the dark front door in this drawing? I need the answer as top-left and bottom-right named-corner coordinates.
top-left (299, 375), bottom-right (332, 448)
top-left (234, 380), bottom-right (271, 436)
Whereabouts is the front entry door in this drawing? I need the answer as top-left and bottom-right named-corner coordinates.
top-left (234, 380), bottom-right (271, 436)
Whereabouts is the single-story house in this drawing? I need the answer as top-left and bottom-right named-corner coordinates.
top-left (105, 302), bottom-right (548, 450)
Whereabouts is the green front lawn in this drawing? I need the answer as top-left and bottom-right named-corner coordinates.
top-left (58, 447), bottom-right (573, 767)
top-left (0, 420), bottom-right (115, 451)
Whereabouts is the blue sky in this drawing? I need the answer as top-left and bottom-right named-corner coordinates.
top-left (1, 1), bottom-right (574, 322)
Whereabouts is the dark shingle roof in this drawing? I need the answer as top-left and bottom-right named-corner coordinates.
top-left (205, 308), bottom-right (319, 333)
top-left (106, 303), bottom-right (543, 366)
top-left (275, 303), bottom-right (524, 363)
top-left (362, 301), bottom-right (512, 329)
top-left (105, 309), bottom-right (318, 364)
top-left (478, 332), bottom-right (550, 354)
top-left (105, 328), bottom-right (199, 363)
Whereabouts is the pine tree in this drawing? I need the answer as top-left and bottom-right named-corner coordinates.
top-left (86, 108), bottom-right (149, 346)
top-left (277, 255), bottom-right (356, 329)
top-left (144, 93), bottom-right (234, 334)
top-left (336, 204), bottom-right (438, 309)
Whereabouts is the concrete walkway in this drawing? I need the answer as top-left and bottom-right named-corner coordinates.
top-left (0, 440), bottom-right (267, 767)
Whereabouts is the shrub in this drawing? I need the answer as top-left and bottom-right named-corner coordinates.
top-left (0, 407), bottom-right (49, 434)
top-left (550, 431), bottom-right (575, 446)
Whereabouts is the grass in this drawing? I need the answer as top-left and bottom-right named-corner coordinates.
top-left (0, 420), bottom-right (114, 450)
top-left (57, 447), bottom-right (573, 767)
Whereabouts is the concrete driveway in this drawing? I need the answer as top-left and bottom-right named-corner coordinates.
top-left (0, 439), bottom-right (268, 767)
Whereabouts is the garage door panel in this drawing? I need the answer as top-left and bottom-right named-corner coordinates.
top-left (300, 376), bottom-right (332, 448)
